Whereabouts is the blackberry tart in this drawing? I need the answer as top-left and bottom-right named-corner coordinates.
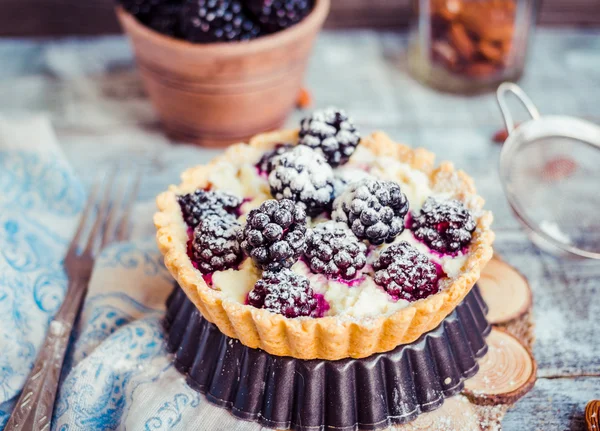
top-left (155, 108), bottom-right (494, 360)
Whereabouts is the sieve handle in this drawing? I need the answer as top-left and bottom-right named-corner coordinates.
top-left (497, 83), bottom-right (541, 133)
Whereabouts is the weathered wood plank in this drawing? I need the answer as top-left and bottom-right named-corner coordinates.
top-left (1, 29), bottom-right (600, 430)
top-left (491, 231), bottom-right (600, 379)
top-left (0, 0), bottom-right (599, 37)
top-left (502, 377), bottom-right (599, 431)
top-left (0, 31), bottom-right (598, 131)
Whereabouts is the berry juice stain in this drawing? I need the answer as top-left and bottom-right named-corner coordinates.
top-left (314, 293), bottom-right (330, 317)
top-left (331, 276), bottom-right (365, 288)
top-left (202, 273), bottom-right (214, 286)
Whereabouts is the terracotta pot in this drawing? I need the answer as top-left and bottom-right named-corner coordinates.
top-left (116, 1), bottom-right (329, 147)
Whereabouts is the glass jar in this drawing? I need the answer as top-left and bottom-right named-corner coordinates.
top-left (408, 0), bottom-right (538, 94)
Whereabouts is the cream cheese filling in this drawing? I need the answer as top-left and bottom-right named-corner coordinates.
top-left (204, 145), bottom-right (473, 318)
top-left (212, 259), bottom-right (261, 304)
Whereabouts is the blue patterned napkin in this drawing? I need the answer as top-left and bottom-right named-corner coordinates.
top-left (0, 117), bottom-right (267, 431)
top-left (0, 116), bottom-right (85, 425)
top-left (51, 238), bottom-right (268, 431)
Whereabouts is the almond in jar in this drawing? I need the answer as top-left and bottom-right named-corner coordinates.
top-left (408, 0), bottom-right (538, 93)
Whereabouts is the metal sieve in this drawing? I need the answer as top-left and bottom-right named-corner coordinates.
top-left (496, 82), bottom-right (600, 259)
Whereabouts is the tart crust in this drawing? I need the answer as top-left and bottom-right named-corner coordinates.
top-left (154, 130), bottom-right (494, 360)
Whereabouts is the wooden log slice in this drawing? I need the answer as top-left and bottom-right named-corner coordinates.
top-left (389, 396), bottom-right (480, 430)
top-left (586, 400), bottom-right (600, 431)
top-left (463, 328), bottom-right (537, 406)
top-left (478, 258), bottom-right (532, 324)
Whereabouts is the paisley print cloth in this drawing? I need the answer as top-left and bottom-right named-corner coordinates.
top-left (0, 117), bottom-right (266, 431)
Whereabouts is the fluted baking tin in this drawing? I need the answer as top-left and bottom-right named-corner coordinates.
top-left (163, 284), bottom-right (490, 430)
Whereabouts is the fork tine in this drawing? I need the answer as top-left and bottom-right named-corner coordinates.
top-left (101, 166), bottom-right (139, 247)
top-left (101, 172), bottom-right (127, 248)
top-left (67, 180), bottom-right (101, 257)
top-left (83, 167), bottom-right (118, 256)
top-left (114, 168), bottom-right (142, 242)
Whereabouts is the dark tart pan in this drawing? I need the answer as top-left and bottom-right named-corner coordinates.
top-left (164, 284), bottom-right (490, 431)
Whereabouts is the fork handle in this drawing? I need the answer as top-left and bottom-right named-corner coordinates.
top-left (5, 279), bottom-right (87, 431)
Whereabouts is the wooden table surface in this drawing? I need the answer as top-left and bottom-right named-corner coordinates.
top-left (2, 0), bottom-right (600, 36)
top-left (0, 28), bottom-right (599, 430)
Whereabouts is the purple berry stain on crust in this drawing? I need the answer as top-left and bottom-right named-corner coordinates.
top-left (409, 197), bottom-right (476, 255)
top-left (247, 268), bottom-right (326, 318)
top-left (373, 241), bottom-right (441, 302)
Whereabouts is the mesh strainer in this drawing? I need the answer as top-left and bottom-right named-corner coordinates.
top-left (496, 82), bottom-right (600, 259)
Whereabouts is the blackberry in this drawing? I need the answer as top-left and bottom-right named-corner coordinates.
top-left (298, 108), bottom-right (360, 167)
top-left (373, 241), bottom-right (439, 302)
top-left (305, 221), bottom-right (367, 279)
top-left (268, 145), bottom-right (335, 216)
top-left (245, 0), bottom-right (313, 33)
top-left (332, 179), bottom-right (409, 245)
top-left (247, 268), bottom-right (318, 317)
top-left (238, 199), bottom-right (308, 270)
top-left (180, 0), bottom-right (261, 43)
top-left (147, 2), bottom-right (182, 36)
top-left (256, 143), bottom-right (293, 175)
top-left (410, 197), bottom-right (476, 254)
top-left (192, 215), bottom-right (243, 273)
top-left (120, 0), bottom-right (183, 35)
top-left (333, 168), bottom-right (374, 199)
top-left (120, 0), bottom-right (164, 21)
top-left (178, 189), bottom-right (242, 228)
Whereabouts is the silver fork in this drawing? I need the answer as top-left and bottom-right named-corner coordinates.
top-left (5, 167), bottom-right (141, 431)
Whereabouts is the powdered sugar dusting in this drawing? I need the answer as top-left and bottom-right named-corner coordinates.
top-left (373, 241), bottom-right (440, 301)
top-left (247, 268), bottom-right (327, 318)
top-left (305, 220), bottom-right (367, 279)
top-left (334, 167), bottom-right (375, 194)
top-left (299, 107), bottom-right (360, 166)
top-left (410, 197), bottom-right (476, 254)
top-left (183, 132), bottom-right (484, 320)
top-left (387, 395), bottom-right (482, 430)
top-left (290, 260), bottom-right (409, 318)
top-left (269, 145), bottom-right (334, 214)
top-left (300, 107), bottom-right (355, 140)
top-left (192, 215), bottom-right (242, 273)
top-left (332, 178), bottom-right (409, 245)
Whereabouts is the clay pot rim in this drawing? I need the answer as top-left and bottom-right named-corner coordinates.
top-left (116, 0), bottom-right (330, 55)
